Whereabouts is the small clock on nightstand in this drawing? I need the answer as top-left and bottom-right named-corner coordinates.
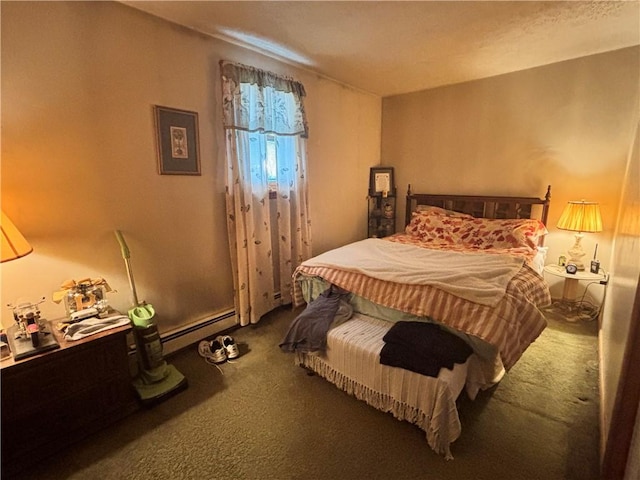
top-left (565, 263), bottom-right (578, 275)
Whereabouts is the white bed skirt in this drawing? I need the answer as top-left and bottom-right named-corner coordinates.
top-left (295, 313), bottom-right (473, 459)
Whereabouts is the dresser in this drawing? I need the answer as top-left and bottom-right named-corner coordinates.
top-left (1, 321), bottom-right (138, 477)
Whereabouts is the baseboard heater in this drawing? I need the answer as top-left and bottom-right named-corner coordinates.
top-left (127, 308), bottom-right (238, 357)
top-left (126, 292), bottom-right (284, 357)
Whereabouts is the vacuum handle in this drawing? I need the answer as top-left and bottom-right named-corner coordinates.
top-left (115, 230), bottom-right (130, 260)
top-left (114, 230), bottom-right (140, 307)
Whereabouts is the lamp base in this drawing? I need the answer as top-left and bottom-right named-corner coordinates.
top-left (567, 233), bottom-right (586, 271)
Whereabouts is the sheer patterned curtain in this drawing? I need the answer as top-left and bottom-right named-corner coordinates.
top-left (221, 61), bottom-right (312, 326)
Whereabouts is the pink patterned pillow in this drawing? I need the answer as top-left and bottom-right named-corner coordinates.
top-left (406, 212), bottom-right (547, 249)
top-left (405, 211), bottom-right (474, 244)
top-left (459, 218), bottom-right (548, 249)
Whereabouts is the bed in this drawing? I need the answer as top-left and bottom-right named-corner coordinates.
top-left (285, 185), bottom-right (552, 458)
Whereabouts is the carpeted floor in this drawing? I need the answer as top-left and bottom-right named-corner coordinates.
top-left (11, 306), bottom-right (599, 480)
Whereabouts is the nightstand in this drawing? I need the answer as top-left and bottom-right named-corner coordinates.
top-left (543, 264), bottom-right (607, 321)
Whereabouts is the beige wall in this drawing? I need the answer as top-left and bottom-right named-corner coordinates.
top-left (0, 2), bottom-right (381, 332)
top-left (382, 47), bottom-right (640, 301)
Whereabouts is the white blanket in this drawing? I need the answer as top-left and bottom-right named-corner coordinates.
top-left (302, 238), bottom-right (524, 307)
top-left (296, 313), bottom-right (468, 459)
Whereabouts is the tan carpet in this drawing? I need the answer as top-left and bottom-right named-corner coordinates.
top-left (12, 306), bottom-right (599, 480)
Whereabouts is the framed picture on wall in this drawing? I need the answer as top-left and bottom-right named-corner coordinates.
top-left (154, 105), bottom-right (201, 175)
top-left (369, 167), bottom-right (394, 196)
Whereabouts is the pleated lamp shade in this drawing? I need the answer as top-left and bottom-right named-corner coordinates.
top-left (1, 211), bottom-right (33, 262)
top-left (556, 201), bottom-right (603, 233)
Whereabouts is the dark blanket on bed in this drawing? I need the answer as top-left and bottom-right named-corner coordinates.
top-left (380, 321), bottom-right (473, 378)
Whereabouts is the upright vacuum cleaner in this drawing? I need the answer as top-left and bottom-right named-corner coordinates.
top-left (115, 230), bottom-right (187, 406)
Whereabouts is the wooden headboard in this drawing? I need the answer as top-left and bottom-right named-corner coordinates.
top-left (405, 185), bottom-right (551, 226)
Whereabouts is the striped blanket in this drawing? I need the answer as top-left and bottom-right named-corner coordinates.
top-left (292, 236), bottom-right (550, 370)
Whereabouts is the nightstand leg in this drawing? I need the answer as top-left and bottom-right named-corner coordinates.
top-left (562, 278), bottom-right (579, 302)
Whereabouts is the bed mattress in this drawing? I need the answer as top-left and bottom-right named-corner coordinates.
top-left (296, 312), bottom-right (473, 459)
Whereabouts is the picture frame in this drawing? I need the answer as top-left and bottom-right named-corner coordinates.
top-left (369, 167), bottom-right (395, 196)
top-left (154, 105), bottom-right (201, 175)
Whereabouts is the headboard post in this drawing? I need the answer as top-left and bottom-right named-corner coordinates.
top-left (541, 185), bottom-right (551, 228)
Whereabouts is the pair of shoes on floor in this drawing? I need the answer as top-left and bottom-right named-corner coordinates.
top-left (198, 335), bottom-right (240, 364)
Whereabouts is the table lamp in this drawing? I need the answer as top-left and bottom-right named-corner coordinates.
top-left (1, 211), bottom-right (59, 359)
top-left (556, 200), bottom-right (603, 270)
top-left (1, 210), bottom-right (33, 262)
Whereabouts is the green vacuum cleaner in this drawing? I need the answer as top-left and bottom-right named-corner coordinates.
top-left (115, 230), bottom-right (187, 406)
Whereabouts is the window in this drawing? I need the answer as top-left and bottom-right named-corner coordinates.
top-left (266, 134), bottom-right (277, 194)
top-left (221, 60), bottom-right (312, 325)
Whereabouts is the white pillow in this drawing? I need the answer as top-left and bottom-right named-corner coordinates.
top-left (531, 246), bottom-right (548, 275)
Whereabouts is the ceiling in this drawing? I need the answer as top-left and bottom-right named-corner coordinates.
top-left (121, 1), bottom-right (640, 97)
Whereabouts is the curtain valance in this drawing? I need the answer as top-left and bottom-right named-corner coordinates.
top-left (221, 61), bottom-right (309, 138)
